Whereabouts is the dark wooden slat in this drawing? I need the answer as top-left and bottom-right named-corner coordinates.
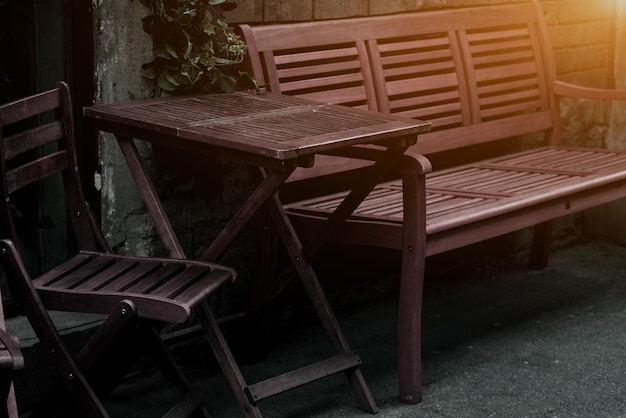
top-left (49, 256), bottom-right (116, 289)
top-left (0, 87), bottom-right (61, 126)
top-left (73, 259), bottom-right (139, 291)
top-left (33, 253), bottom-right (95, 287)
top-left (173, 268), bottom-right (234, 307)
top-left (4, 121), bottom-right (65, 160)
top-left (98, 260), bottom-right (162, 292)
top-left (274, 46), bottom-right (361, 65)
top-left (6, 151), bottom-right (69, 193)
top-left (151, 265), bottom-right (210, 298)
top-left (124, 263), bottom-right (186, 294)
top-left (246, 351), bottom-right (363, 402)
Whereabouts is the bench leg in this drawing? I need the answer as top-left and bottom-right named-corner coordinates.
top-left (397, 169), bottom-right (426, 404)
top-left (528, 220), bottom-right (553, 269)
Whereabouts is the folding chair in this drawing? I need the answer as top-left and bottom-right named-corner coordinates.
top-left (0, 82), bottom-right (263, 417)
top-left (0, 289), bottom-right (23, 418)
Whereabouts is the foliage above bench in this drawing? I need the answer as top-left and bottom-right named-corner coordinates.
top-left (140, 0), bottom-right (252, 96)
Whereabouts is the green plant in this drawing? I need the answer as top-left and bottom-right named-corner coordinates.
top-left (140, 0), bottom-right (253, 96)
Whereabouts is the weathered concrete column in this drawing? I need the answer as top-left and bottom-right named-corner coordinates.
top-left (93, 0), bottom-right (161, 256)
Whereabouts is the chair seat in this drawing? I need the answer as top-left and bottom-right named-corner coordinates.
top-left (33, 251), bottom-right (236, 323)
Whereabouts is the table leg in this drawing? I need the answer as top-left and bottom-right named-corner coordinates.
top-left (262, 192), bottom-right (378, 413)
top-left (116, 135), bottom-right (186, 259)
top-left (200, 166), bottom-right (295, 262)
top-left (268, 143), bottom-right (411, 300)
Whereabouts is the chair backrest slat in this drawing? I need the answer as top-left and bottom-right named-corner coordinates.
top-left (4, 121), bottom-right (65, 160)
top-left (6, 151), bottom-right (69, 194)
top-left (0, 88), bottom-right (62, 126)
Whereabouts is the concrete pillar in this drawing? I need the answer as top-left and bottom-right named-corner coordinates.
top-left (93, 0), bottom-right (156, 255)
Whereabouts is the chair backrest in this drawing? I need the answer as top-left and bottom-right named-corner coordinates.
top-left (0, 82), bottom-right (108, 264)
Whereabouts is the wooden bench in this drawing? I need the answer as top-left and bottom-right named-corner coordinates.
top-left (238, 0), bottom-right (626, 405)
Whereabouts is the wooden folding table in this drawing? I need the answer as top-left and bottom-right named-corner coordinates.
top-left (85, 91), bottom-right (430, 414)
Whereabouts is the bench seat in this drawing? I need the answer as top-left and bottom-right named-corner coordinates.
top-left (287, 146), bottom-right (626, 253)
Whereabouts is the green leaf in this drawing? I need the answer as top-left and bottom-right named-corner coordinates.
top-left (208, 0), bottom-right (226, 5)
top-left (164, 42), bottom-right (179, 59)
top-left (165, 70), bottom-right (182, 86)
top-left (154, 47), bottom-right (172, 59)
top-left (218, 75), bottom-right (237, 93)
top-left (158, 71), bottom-right (177, 91)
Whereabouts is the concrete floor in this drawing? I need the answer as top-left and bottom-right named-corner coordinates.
top-left (11, 238), bottom-right (626, 417)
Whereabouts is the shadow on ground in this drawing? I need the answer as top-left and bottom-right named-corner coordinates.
top-left (16, 237), bottom-right (626, 417)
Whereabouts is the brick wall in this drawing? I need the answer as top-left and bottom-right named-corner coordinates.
top-left (227, 0), bottom-right (618, 86)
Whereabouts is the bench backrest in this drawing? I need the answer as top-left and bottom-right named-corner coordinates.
top-left (239, 0), bottom-right (560, 179)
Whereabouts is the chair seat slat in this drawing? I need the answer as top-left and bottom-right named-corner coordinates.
top-left (124, 263), bottom-right (186, 294)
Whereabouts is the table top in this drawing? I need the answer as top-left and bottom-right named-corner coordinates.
top-left (84, 91), bottom-right (430, 161)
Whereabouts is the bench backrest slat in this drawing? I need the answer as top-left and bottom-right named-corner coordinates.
top-left (239, 0), bottom-right (561, 181)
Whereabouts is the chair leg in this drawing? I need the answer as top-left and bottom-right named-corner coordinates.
top-left (196, 300), bottom-right (263, 418)
top-left (0, 240), bottom-right (109, 417)
top-left (24, 314), bottom-right (108, 417)
top-left (28, 300), bottom-right (140, 417)
top-left (528, 220), bottom-right (553, 269)
top-left (77, 300), bottom-right (137, 374)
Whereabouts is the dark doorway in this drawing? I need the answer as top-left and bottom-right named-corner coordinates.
top-left (0, 0), bottom-right (96, 306)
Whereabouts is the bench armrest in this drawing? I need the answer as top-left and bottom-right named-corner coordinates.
top-left (398, 152), bottom-right (432, 176)
top-left (553, 80), bottom-right (626, 101)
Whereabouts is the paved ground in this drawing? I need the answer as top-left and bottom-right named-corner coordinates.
top-left (12, 238), bottom-right (626, 417)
